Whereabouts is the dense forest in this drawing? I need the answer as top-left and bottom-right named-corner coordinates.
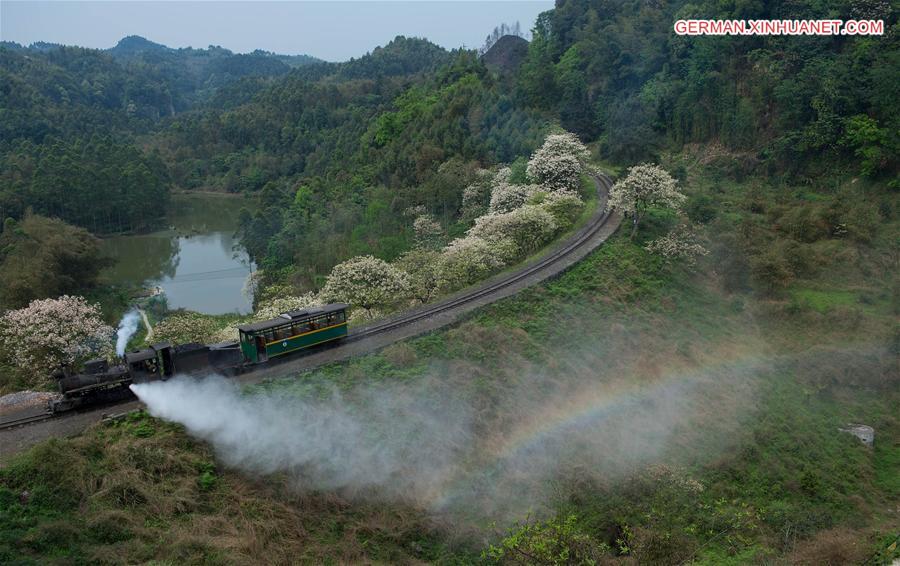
top-left (3, 0), bottom-right (895, 296)
top-left (521, 0), bottom-right (898, 171)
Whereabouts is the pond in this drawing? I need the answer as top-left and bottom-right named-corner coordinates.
top-left (101, 193), bottom-right (256, 315)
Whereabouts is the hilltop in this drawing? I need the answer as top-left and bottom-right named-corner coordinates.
top-left (481, 34), bottom-right (529, 72)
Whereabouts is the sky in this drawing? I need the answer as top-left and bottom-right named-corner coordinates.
top-left (0, 1), bottom-right (552, 62)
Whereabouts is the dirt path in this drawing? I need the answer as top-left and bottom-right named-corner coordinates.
top-left (139, 308), bottom-right (154, 343)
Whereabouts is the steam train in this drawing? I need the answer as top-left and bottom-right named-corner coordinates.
top-left (50, 304), bottom-right (349, 413)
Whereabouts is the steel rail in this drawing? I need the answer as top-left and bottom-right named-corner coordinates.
top-left (351, 173), bottom-right (613, 339)
top-left (0, 411), bottom-right (54, 430)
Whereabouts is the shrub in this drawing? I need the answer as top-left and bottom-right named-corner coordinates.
top-left (685, 194), bottom-right (717, 224)
top-left (777, 204), bottom-right (830, 243)
top-left (394, 249), bottom-right (442, 304)
top-left (461, 168), bottom-right (494, 221)
top-left (437, 235), bottom-right (516, 291)
top-left (412, 214), bottom-right (444, 250)
top-left (749, 247), bottom-right (795, 294)
top-left (489, 181), bottom-right (542, 214)
top-left (87, 510), bottom-right (135, 543)
top-left (254, 293), bottom-right (320, 320)
top-left (537, 190), bottom-right (584, 228)
top-left (839, 199), bottom-right (881, 243)
top-left (645, 224), bottom-right (709, 265)
top-left (484, 514), bottom-right (606, 565)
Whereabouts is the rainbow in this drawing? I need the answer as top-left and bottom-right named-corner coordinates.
top-left (423, 353), bottom-right (772, 513)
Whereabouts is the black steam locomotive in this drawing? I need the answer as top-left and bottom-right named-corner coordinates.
top-left (50, 340), bottom-right (242, 413)
top-left (50, 304), bottom-right (350, 413)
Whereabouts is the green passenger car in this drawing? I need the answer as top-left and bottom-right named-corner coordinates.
top-left (237, 303), bottom-right (349, 364)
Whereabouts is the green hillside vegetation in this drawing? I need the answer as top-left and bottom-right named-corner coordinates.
top-left (3, 155), bottom-right (896, 562)
top-left (0, 215), bottom-right (110, 310)
top-left (0, 0), bottom-right (898, 562)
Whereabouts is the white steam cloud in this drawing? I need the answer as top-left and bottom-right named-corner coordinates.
top-left (131, 375), bottom-right (472, 505)
top-left (116, 309), bottom-right (141, 356)
top-left (130, 352), bottom-right (768, 521)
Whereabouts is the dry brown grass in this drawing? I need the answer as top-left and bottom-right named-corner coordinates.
top-left (3, 414), bottom-right (453, 564)
top-left (785, 527), bottom-right (872, 565)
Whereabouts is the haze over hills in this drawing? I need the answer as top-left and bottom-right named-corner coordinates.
top-left (1, 34), bottom-right (322, 99)
top-left (2, 34), bottom-right (323, 64)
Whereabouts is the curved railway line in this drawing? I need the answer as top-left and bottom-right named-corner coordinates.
top-left (354, 173), bottom-right (616, 340)
top-left (0, 173), bottom-right (621, 459)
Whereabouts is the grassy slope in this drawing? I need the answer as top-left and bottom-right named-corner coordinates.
top-left (1, 155), bottom-right (897, 564)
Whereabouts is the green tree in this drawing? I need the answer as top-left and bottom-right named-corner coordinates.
top-left (0, 215), bottom-right (111, 309)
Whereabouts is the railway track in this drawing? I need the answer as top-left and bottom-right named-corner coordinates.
top-left (0, 410), bottom-right (54, 430)
top-left (353, 173), bottom-right (614, 340)
top-left (0, 173), bottom-right (618, 437)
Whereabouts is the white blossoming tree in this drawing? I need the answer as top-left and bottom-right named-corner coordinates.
top-left (0, 295), bottom-right (114, 384)
top-left (208, 293), bottom-right (321, 343)
top-left (645, 224), bottom-right (709, 265)
top-left (412, 214), bottom-right (444, 250)
top-left (608, 163), bottom-right (686, 237)
top-left (461, 168), bottom-right (495, 220)
top-left (394, 249), bottom-right (443, 304)
top-left (254, 292), bottom-right (321, 320)
top-left (152, 312), bottom-right (221, 344)
top-left (469, 205), bottom-right (559, 256)
top-left (537, 190), bottom-right (585, 228)
top-left (320, 255), bottom-right (411, 314)
top-left (526, 132), bottom-right (590, 192)
top-left (489, 181), bottom-right (542, 214)
top-left (436, 235), bottom-right (516, 292)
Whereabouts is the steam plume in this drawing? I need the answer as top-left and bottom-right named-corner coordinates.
top-left (131, 351), bottom-right (768, 520)
top-left (131, 375), bottom-right (471, 504)
top-left (116, 309), bottom-right (141, 356)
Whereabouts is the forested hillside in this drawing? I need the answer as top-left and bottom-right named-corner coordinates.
top-left (519, 0), bottom-right (898, 174)
top-left (0, 1), bottom-right (896, 301)
top-left (0, 37), bottom-right (319, 233)
top-left (3, 0), bottom-right (895, 261)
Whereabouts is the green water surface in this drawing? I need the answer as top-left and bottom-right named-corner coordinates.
top-left (101, 194), bottom-right (255, 315)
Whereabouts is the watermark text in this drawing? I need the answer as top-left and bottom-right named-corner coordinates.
top-left (674, 19), bottom-right (884, 36)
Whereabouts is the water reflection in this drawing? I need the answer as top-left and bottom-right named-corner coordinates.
top-left (101, 194), bottom-right (255, 315)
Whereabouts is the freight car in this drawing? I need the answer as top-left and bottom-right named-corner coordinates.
top-left (49, 304), bottom-right (349, 413)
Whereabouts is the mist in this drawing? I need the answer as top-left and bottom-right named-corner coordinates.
top-left (116, 309), bottom-right (141, 356)
top-left (130, 338), bottom-right (769, 521)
